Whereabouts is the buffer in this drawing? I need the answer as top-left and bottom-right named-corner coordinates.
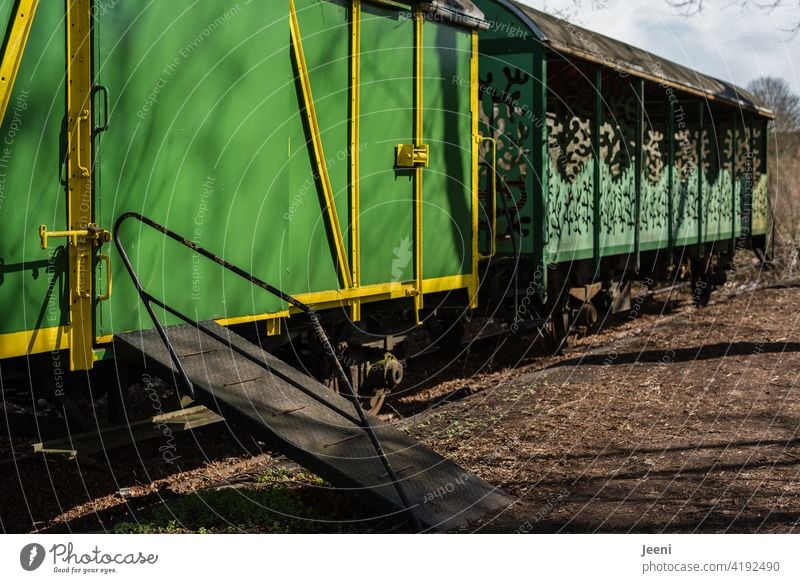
top-left (112, 213), bottom-right (513, 532)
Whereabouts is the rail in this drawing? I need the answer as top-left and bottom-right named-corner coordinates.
top-left (112, 211), bottom-right (421, 531)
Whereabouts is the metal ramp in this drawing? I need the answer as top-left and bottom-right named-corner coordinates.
top-left (112, 213), bottom-right (513, 532)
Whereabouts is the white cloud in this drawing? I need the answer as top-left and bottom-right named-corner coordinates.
top-left (514, 0), bottom-right (800, 92)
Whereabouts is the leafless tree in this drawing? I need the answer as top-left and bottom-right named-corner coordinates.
top-left (744, 77), bottom-right (800, 254)
top-left (748, 77), bottom-right (800, 133)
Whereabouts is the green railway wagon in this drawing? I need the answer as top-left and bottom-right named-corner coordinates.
top-left (472, 0), bottom-right (772, 320)
top-left (0, 0), bottom-right (486, 377)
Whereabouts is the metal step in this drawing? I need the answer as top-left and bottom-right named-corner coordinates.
top-left (114, 322), bottom-right (513, 531)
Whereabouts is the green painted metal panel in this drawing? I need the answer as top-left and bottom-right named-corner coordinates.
top-left (422, 23), bottom-right (472, 279)
top-left (548, 160), bottom-right (595, 263)
top-left (640, 115), bottom-right (670, 251)
top-left (288, 0), bottom-right (351, 294)
top-left (358, 5), bottom-right (414, 286)
top-left (751, 119), bottom-right (769, 236)
top-left (0, 0), bottom-right (66, 335)
top-left (546, 62), bottom-right (596, 263)
top-left (0, 0), bottom-right (15, 47)
top-left (673, 122), bottom-right (700, 246)
top-left (96, 2), bottom-right (293, 336)
top-left (475, 0), bottom-right (541, 268)
top-left (599, 163), bottom-right (636, 256)
top-left (702, 120), bottom-right (733, 243)
top-left (477, 50), bottom-right (535, 259)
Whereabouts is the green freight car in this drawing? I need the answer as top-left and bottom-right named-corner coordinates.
top-left (0, 0), bottom-right (484, 382)
top-left (473, 0), bottom-right (772, 328)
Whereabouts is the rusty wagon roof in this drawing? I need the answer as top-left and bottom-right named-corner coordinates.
top-left (507, 1), bottom-right (773, 118)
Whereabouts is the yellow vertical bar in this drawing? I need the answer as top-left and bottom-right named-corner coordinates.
top-left (289, 0), bottom-right (353, 289)
top-left (350, 0), bottom-right (361, 322)
top-left (66, 0), bottom-right (94, 370)
top-left (469, 30), bottom-right (480, 308)
top-left (0, 0), bottom-right (39, 125)
top-left (414, 9), bottom-right (424, 319)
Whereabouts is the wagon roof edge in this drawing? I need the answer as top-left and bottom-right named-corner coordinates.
top-left (501, 0), bottom-right (775, 119)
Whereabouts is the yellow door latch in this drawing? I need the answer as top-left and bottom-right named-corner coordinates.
top-left (39, 223), bottom-right (113, 301)
top-left (39, 223), bottom-right (111, 249)
top-left (395, 143), bottom-right (429, 168)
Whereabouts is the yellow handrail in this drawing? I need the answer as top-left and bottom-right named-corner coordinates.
top-left (478, 136), bottom-right (498, 259)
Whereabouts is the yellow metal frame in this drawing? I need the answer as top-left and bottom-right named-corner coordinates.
top-left (289, 0), bottom-right (353, 290)
top-left (350, 0), bottom-right (362, 322)
top-left (65, 0), bottom-right (95, 370)
top-left (469, 30), bottom-right (480, 308)
top-left (0, 0), bottom-right (39, 125)
top-left (0, 326), bottom-right (69, 359)
top-left (477, 136), bottom-right (498, 260)
top-left (90, 274), bottom-right (474, 348)
top-left (413, 9), bottom-right (424, 321)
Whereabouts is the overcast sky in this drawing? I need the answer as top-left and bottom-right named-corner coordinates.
top-left (516, 0), bottom-right (800, 92)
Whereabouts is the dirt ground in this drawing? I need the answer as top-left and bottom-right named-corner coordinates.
top-left (1, 276), bottom-right (799, 533)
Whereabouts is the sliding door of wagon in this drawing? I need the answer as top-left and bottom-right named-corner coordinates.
top-left (94, 3), bottom-right (290, 338)
top-left (358, 4), bottom-right (415, 286)
top-left (421, 20), bottom-right (473, 282)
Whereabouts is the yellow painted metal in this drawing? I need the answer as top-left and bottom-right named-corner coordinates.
top-left (413, 9), bottom-right (424, 320)
top-left (350, 0), bottom-right (362, 322)
top-left (97, 254), bottom-right (113, 302)
top-left (0, 326), bottom-right (69, 359)
top-left (90, 275), bottom-right (473, 351)
top-left (266, 317), bottom-right (282, 337)
top-left (0, 0), bottom-right (39, 125)
top-left (422, 274), bottom-right (473, 294)
top-left (469, 30), bottom-right (480, 308)
top-left (39, 223), bottom-right (110, 249)
top-left (289, 0), bottom-right (353, 290)
top-left (65, 0), bottom-right (95, 370)
top-left (477, 136), bottom-right (498, 260)
top-left (395, 143), bottom-right (429, 168)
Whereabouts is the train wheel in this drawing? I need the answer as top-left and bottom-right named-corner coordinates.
top-left (364, 389), bottom-right (388, 416)
top-left (543, 303), bottom-right (571, 354)
top-left (692, 277), bottom-right (712, 307)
